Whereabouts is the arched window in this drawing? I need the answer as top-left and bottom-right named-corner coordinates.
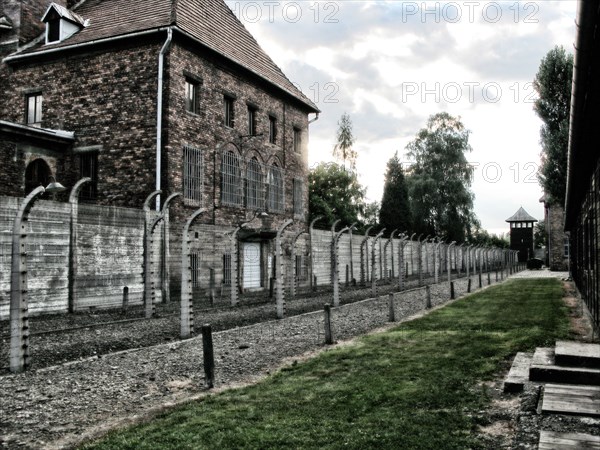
top-left (221, 150), bottom-right (242, 206)
top-left (246, 157), bottom-right (263, 209)
top-left (267, 164), bottom-right (284, 213)
top-left (24, 158), bottom-right (50, 195)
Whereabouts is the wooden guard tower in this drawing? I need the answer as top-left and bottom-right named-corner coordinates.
top-left (506, 207), bottom-right (538, 263)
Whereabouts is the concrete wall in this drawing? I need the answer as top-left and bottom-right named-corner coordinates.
top-left (1, 196), bottom-right (467, 319)
top-left (0, 196), bottom-right (69, 318)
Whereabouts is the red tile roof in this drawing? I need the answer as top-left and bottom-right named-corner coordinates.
top-left (8, 0), bottom-right (318, 112)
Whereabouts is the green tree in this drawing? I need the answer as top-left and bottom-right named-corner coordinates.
top-left (379, 152), bottom-right (412, 234)
top-left (308, 162), bottom-right (365, 228)
top-left (470, 229), bottom-right (509, 248)
top-left (362, 201), bottom-right (380, 229)
top-left (534, 221), bottom-right (547, 249)
top-left (405, 112), bottom-right (478, 242)
top-left (533, 46), bottom-right (573, 205)
top-left (333, 113), bottom-right (357, 170)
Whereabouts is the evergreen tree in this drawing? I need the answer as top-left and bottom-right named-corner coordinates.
top-left (379, 152), bottom-right (411, 234)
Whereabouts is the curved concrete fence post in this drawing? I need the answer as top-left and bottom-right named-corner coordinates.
top-left (360, 226), bottom-right (374, 285)
top-left (398, 234), bottom-right (408, 290)
top-left (371, 230), bottom-right (385, 297)
top-left (276, 219), bottom-right (294, 319)
top-left (10, 186), bottom-right (46, 373)
top-left (181, 208), bottom-right (206, 339)
top-left (142, 190), bottom-right (162, 307)
top-left (160, 192), bottom-right (182, 303)
top-left (291, 230), bottom-right (307, 299)
top-left (332, 226), bottom-right (350, 306)
top-left (348, 222), bottom-right (358, 283)
top-left (308, 216), bottom-right (323, 290)
top-left (447, 241), bottom-right (456, 283)
top-left (68, 177), bottom-right (91, 314)
top-left (145, 215), bottom-right (164, 318)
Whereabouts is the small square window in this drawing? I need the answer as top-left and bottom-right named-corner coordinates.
top-left (269, 116), bottom-right (277, 144)
top-left (26, 93), bottom-right (43, 127)
top-left (224, 95), bottom-right (235, 128)
top-left (185, 79), bottom-right (200, 114)
top-left (248, 106), bottom-right (257, 136)
top-left (293, 128), bottom-right (301, 153)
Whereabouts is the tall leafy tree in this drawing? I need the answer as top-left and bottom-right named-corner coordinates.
top-left (533, 46), bottom-right (573, 205)
top-left (308, 162), bottom-right (366, 228)
top-left (333, 113), bottom-right (357, 170)
top-left (379, 152), bottom-right (412, 234)
top-left (405, 112), bottom-right (478, 242)
top-left (362, 201), bottom-right (381, 229)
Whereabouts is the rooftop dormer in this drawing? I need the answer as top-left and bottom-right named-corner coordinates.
top-left (42, 3), bottom-right (87, 44)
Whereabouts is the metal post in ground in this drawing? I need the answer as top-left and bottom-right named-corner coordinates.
top-left (426, 285), bottom-right (432, 309)
top-left (388, 293), bottom-right (396, 322)
top-left (324, 304), bottom-right (333, 345)
top-left (202, 324), bottom-right (215, 389)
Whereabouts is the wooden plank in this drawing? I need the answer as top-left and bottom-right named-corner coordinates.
top-left (555, 341), bottom-right (600, 368)
top-left (539, 431), bottom-right (600, 449)
top-left (504, 352), bottom-right (533, 393)
top-left (542, 384), bottom-right (600, 417)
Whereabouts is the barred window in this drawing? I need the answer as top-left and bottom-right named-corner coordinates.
top-left (267, 164), bottom-right (284, 213)
top-left (191, 252), bottom-right (201, 287)
top-left (221, 150), bottom-right (243, 206)
top-left (246, 157), bottom-right (264, 209)
top-left (293, 178), bottom-right (303, 216)
top-left (223, 254), bottom-right (232, 286)
top-left (80, 152), bottom-right (98, 201)
top-left (183, 145), bottom-right (203, 207)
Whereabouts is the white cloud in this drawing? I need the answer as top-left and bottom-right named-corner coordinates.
top-left (228, 0), bottom-right (577, 234)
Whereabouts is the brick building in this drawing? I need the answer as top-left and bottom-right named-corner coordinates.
top-left (564, 0), bottom-right (600, 333)
top-left (0, 0), bottom-right (319, 297)
top-left (539, 195), bottom-right (569, 271)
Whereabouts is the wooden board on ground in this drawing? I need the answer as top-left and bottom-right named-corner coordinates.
top-left (541, 383), bottom-right (600, 417)
top-left (555, 341), bottom-right (600, 368)
top-left (503, 352), bottom-right (533, 393)
top-left (538, 430), bottom-right (600, 449)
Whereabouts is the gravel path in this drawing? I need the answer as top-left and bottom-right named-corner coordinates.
top-left (0, 274), bottom-right (501, 449)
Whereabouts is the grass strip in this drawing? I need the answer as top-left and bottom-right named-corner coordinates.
top-left (83, 278), bottom-right (570, 450)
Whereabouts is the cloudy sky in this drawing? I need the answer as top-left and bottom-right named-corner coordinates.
top-left (226, 0), bottom-right (577, 235)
